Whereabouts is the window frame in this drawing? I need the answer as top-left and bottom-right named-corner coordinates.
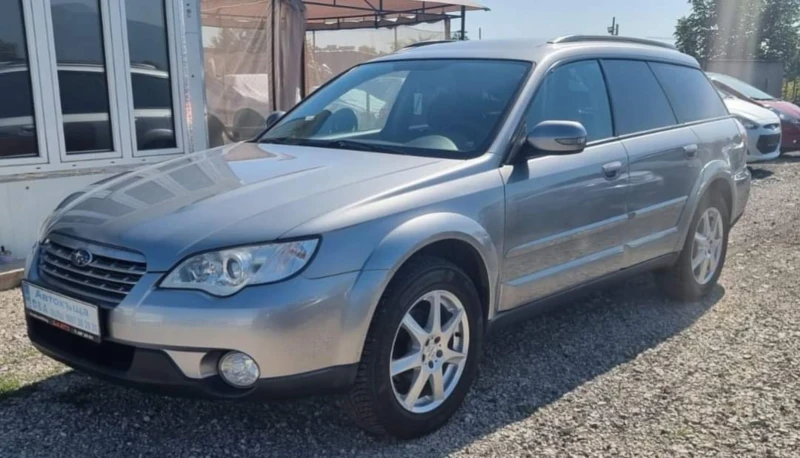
top-left (0, 0), bottom-right (50, 168)
top-left (45, 0), bottom-right (124, 162)
top-left (0, 0), bottom-right (190, 175)
top-left (522, 59), bottom-right (615, 145)
top-left (117, 0), bottom-right (187, 158)
top-left (598, 58), bottom-right (680, 138)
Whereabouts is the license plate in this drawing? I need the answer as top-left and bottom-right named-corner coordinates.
top-left (23, 282), bottom-right (101, 342)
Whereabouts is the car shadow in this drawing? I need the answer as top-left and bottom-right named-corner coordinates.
top-left (1, 274), bottom-right (722, 456)
top-left (748, 166), bottom-right (774, 180)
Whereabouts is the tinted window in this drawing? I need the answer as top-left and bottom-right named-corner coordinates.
top-left (58, 71), bottom-right (110, 115)
top-left (526, 60), bottom-right (613, 142)
top-left (51, 0), bottom-right (113, 153)
top-left (0, 0), bottom-right (39, 159)
top-left (651, 63), bottom-right (728, 123)
top-left (131, 73), bottom-right (172, 109)
top-left (601, 60), bottom-right (677, 135)
top-left (126, 0), bottom-right (176, 150)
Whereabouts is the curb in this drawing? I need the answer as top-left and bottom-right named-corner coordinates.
top-left (0, 262), bottom-right (25, 292)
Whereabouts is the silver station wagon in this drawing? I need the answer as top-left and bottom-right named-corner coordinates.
top-left (24, 36), bottom-right (751, 438)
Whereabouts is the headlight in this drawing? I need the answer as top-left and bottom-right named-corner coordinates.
top-left (161, 239), bottom-right (319, 296)
top-left (734, 116), bottom-right (758, 130)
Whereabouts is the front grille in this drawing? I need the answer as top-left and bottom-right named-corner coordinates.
top-left (757, 133), bottom-right (781, 153)
top-left (38, 234), bottom-right (146, 307)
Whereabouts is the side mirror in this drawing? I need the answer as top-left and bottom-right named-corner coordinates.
top-left (524, 121), bottom-right (587, 157)
top-left (265, 111), bottom-right (286, 130)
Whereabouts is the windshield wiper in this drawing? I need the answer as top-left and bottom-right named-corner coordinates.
top-left (260, 137), bottom-right (408, 155)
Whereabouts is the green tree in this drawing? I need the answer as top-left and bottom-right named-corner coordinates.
top-left (675, 0), bottom-right (800, 78)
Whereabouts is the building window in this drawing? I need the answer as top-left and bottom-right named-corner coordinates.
top-left (0, 0), bottom-right (39, 159)
top-left (51, 0), bottom-right (115, 154)
top-left (126, 0), bottom-right (177, 152)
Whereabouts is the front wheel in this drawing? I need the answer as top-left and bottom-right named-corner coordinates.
top-left (657, 193), bottom-right (730, 301)
top-left (346, 256), bottom-right (483, 439)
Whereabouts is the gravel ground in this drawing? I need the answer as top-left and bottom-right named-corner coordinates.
top-left (2, 155), bottom-right (800, 457)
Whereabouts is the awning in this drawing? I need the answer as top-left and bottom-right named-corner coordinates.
top-left (201, 0), bottom-right (488, 30)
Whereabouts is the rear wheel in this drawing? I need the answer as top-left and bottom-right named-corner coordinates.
top-left (657, 193), bottom-right (729, 301)
top-left (346, 256), bottom-right (483, 439)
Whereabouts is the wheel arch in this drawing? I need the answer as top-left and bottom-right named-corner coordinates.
top-left (675, 161), bottom-right (736, 250)
top-left (342, 213), bottom-right (500, 362)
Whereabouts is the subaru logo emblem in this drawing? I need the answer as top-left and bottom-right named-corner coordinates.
top-left (71, 249), bottom-right (93, 267)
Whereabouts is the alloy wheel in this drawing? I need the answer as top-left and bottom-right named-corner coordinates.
top-left (691, 207), bottom-right (724, 285)
top-left (389, 290), bottom-right (470, 414)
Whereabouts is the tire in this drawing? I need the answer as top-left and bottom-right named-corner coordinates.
top-left (345, 256), bottom-right (484, 439)
top-left (657, 192), bottom-right (730, 301)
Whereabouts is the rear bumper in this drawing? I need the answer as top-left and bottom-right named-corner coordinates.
top-left (27, 316), bottom-right (357, 400)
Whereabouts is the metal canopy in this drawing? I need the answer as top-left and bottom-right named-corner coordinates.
top-left (201, 0), bottom-right (488, 31)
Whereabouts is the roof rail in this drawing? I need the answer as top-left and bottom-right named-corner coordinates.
top-left (549, 35), bottom-right (677, 50)
top-left (403, 40), bottom-right (453, 49)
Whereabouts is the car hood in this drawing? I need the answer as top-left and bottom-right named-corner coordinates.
top-left (724, 97), bottom-right (780, 123)
top-left (46, 142), bottom-right (458, 271)
top-left (758, 100), bottom-right (800, 119)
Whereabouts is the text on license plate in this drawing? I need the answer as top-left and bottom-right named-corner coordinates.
top-left (23, 282), bottom-right (101, 341)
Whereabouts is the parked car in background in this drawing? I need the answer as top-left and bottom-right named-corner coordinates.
top-left (717, 87), bottom-right (782, 162)
top-left (708, 72), bottom-right (800, 153)
top-left (24, 36), bottom-right (751, 439)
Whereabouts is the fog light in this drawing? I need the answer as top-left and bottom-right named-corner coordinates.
top-left (218, 351), bottom-right (260, 388)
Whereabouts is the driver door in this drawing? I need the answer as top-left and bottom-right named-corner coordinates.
top-left (500, 60), bottom-right (630, 311)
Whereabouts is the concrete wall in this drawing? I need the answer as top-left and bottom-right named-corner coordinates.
top-left (704, 59), bottom-right (784, 97)
top-left (0, 172), bottom-right (112, 261)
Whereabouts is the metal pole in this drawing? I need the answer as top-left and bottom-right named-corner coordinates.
top-left (460, 6), bottom-right (466, 40)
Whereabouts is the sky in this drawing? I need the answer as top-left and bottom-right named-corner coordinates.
top-left (305, 0), bottom-right (693, 53)
top-left (467, 0), bottom-right (692, 43)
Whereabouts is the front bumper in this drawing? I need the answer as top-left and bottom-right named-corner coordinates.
top-left (745, 126), bottom-right (781, 162)
top-left (780, 122), bottom-right (800, 151)
top-left (25, 245), bottom-right (390, 398)
top-left (27, 317), bottom-right (356, 399)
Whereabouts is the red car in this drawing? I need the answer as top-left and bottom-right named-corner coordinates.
top-left (708, 72), bottom-right (800, 152)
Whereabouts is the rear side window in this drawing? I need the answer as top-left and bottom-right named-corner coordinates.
top-left (601, 60), bottom-right (677, 135)
top-left (650, 63), bottom-right (728, 123)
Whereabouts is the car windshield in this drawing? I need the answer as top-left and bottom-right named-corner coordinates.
top-left (260, 59), bottom-right (532, 158)
top-left (708, 73), bottom-right (775, 101)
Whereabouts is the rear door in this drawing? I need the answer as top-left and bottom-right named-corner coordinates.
top-left (500, 60), bottom-right (629, 310)
top-left (601, 59), bottom-right (703, 266)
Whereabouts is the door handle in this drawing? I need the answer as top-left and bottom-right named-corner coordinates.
top-left (602, 161), bottom-right (623, 179)
top-left (683, 144), bottom-right (698, 158)
top-left (18, 125), bottom-right (35, 136)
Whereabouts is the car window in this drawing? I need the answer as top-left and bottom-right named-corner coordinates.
top-left (707, 73), bottom-right (775, 101)
top-left (650, 63), bottom-right (728, 123)
top-left (601, 60), bottom-right (678, 136)
top-left (320, 72), bottom-right (407, 134)
top-left (526, 60), bottom-right (613, 143)
top-left (263, 59), bottom-right (531, 159)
